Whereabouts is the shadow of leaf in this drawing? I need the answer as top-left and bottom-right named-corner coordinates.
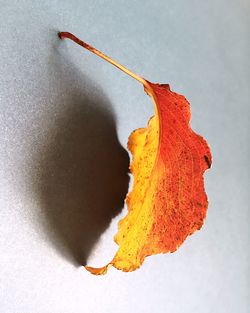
top-left (33, 44), bottom-right (129, 266)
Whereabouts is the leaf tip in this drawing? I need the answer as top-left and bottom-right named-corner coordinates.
top-left (84, 264), bottom-right (112, 276)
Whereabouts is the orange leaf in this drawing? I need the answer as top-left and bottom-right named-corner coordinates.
top-left (59, 32), bottom-right (212, 275)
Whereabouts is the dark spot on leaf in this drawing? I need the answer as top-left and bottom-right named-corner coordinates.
top-left (204, 155), bottom-right (211, 168)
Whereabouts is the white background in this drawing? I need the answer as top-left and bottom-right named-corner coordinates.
top-left (0, 1), bottom-right (249, 312)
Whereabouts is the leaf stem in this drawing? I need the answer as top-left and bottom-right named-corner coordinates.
top-left (59, 32), bottom-right (148, 88)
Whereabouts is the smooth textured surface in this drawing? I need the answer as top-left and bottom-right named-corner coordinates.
top-left (0, 0), bottom-right (249, 312)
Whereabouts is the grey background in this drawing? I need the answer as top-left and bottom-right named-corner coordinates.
top-left (0, 1), bottom-right (249, 312)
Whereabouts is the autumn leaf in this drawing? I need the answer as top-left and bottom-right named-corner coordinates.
top-left (59, 32), bottom-right (212, 275)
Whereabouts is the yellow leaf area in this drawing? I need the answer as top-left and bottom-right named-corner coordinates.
top-left (85, 82), bottom-right (211, 275)
top-left (85, 113), bottom-right (159, 275)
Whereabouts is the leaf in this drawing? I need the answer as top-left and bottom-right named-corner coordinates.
top-left (85, 81), bottom-right (211, 275)
top-left (59, 32), bottom-right (212, 275)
